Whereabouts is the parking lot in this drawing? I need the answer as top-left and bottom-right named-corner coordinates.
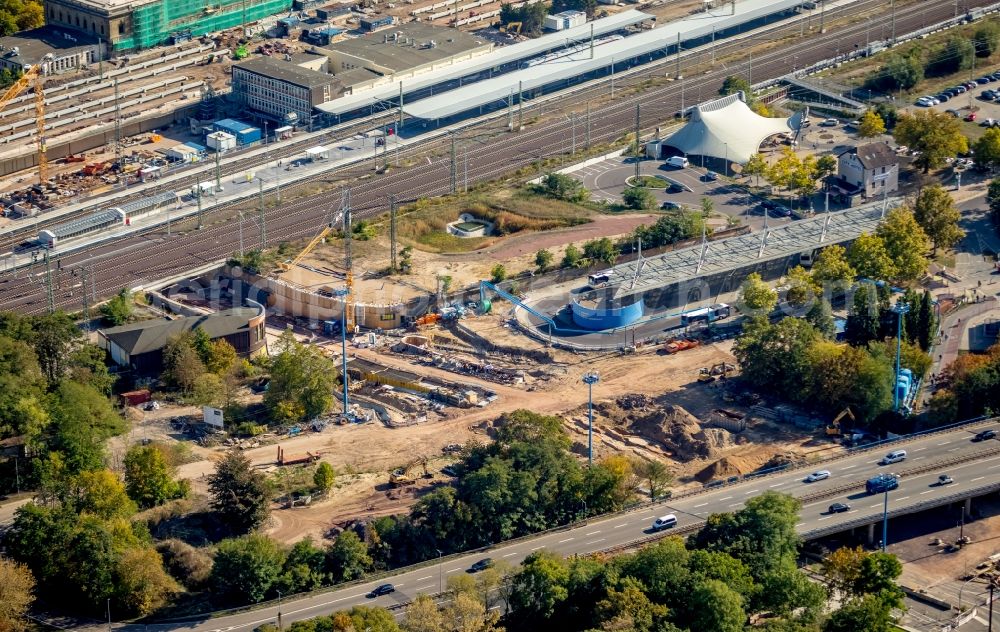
top-left (912, 69), bottom-right (1000, 140)
top-left (571, 155), bottom-right (790, 229)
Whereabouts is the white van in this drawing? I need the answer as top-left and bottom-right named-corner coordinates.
top-left (652, 514), bottom-right (678, 531)
top-left (665, 156), bottom-right (689, 168)
top-left (880, 450), bottom-right (907, 465)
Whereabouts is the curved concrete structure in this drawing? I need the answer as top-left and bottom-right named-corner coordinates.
top-left (571, 291), bottom-right (644, 330)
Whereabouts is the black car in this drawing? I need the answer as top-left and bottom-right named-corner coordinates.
top-left (828, 503), bottom-right (851, 514)
top-left (973, 429), bottom-right (997, 442)
top-left (769, 206), bottom-right (792, 218)
top-left (368, 584), bottom-right (395, 597)
top-left (469, 558), bottom-right (494, 572)
top-left (977, 76), bottom-right (992, 84)
top-left (661, 201), bottom-right (682, 210)
top-left (937, 93), bottom-right (951, 102)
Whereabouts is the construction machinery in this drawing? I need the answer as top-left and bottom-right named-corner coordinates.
top-left (698, 362), bottom-right (738, 382)
top-left (0, 55), bottom-right (53, 185)
top-left (825, 407), bottom-right (856, 437)
top-left (664, 337), bottom-right (700, 354)
top-left (500, 21), bottom-right (522, 35)
top-left (280, 223), bottom-right (336, 272)
top-left (276, 445), bottom-right (321, 466)
top-left (389, 457), bottom-right (430, 487)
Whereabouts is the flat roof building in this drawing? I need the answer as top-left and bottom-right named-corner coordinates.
top-left (0, 25), bottom-right (104, 74)
top-left (233, 55), bottom-right (346, 124)
top-left (43, 0), bottom-right (292, 51)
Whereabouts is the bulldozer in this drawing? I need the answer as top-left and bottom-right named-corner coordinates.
top-left (389, 457), bottom-right (430, 487)
top-left (825, 407), bottom-right (855, 437)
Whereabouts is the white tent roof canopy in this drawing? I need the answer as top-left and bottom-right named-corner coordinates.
top-left (663, 92), bottom-right (802, 163)
top-left (306, 146), bottom-right (330, 155)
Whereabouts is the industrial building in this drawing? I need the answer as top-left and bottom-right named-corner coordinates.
top-left (98, 303), bottom-right (266, 373)
top-left (43, 0), bottom-right (292, 51)
top-left (0, 25), bottom-right (104, 74)
top-left (233, 55), bottom-right (345, 124)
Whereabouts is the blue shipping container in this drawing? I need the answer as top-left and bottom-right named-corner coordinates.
top-left (236, 127), bottom-right (262, 145)
top-left (213, 118), bottom-right (253, 137)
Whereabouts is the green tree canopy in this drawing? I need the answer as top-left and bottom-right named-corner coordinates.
top-left (100, 288), bottom-right (134, 326)
top-left (123, 444), bottom-right (185, 509)
top-left (622, 186), bottom-right (656, 210)
top-left (326, 530), bottom-right (372, 582)
top-left (209, 450), bottom-right (270, 535)
top-left (211, 534), bottom-right (285, 604)
top-left (857, 111), bottom-right (887, 138)
top-left (973, 127), bottom-right (1000, 173)
top-left (811, 244), bottom-right (856, 288)
top-left (847, 233), bottom-right (896, 281)
top-left (875, 207), bottom-right (931, 281)
top-left (541, 173), bottom-right (589, 202)
top-left (893, 110), bottom-right (969, 173)
top-left (265, 330), bottom-right (336, 423)
top-left (974, 22), bottom-right (1000, 56)
top-left (913, 184), bottom-right (964, 253)
top-left (738, 272), bottom-right (778, 314)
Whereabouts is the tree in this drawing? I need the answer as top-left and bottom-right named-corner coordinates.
top-left (974, 127), bottom-right (1000, 173)
top-left (326, 530), bottom-right (372, 582)
top-left (209, 450), bottom-right (270, 535)
top-left (100, 288), bottom-right (134, 325)
top-left (855, 553), bottom-right (904, 608)
top-left (738, 272), bottom-right (777, 314)
top-left (280, 537), bottom-right (327, 594)
top-left (634, 458), bottom-right (672, 501)
top-left (822, 546), bottom-right (867, 598)
top-left (265, 330), bottom-right (336, 423)
top-left (562, 244), bottom-right (584, 269)
top-left (622, 186), bottom-right (656, 210)
top-left (341, 606), bottom-right (402, 632)
top-left (720, 75), bottom-right (752, 99)
top-left (32, 312), bottom-right (84, 384)
top-left (211, 534), bottom-right (285, 604)
top-left (541, 173), bottom-right (588, 202)
top-left (113, 547), bottom-right (179, 616)
top-left (314, 462), bottom-right (336, 494)
top-left (594, 577), bottom-right (668, 632)
top-left (811, 244), bottom-right (856, 288)
top-left (405, 594), bottom-right (447, 632)
top-left (816, 154), bottom-right (838, 181)
top-left (583, 238), bottom-right (617, 266)
top-left (734, 318), bottom-right (820, 403)
top-left (688, 579), bottom-right (746, 632)
top-left (48, 381), bottom-right (126, 475)
top-left (399, 246), bottom-right (413, 273)
top-left (806, 299), bottom-right (837, 340)
top-left (0, 557), bottom-right (35, 632)
top-left (822, 594), bottom-right (895, 632)
top-left (535, 249), bottom-right (554, 272)
top-left (974, 22), bottom-right (1000, 57)
top-left (989, 178), bottom-right (1000, 227)
top-left (845, 285), bottom-right (880, 348)
top-left (743, 152), bottom-right (768, 187)
top-left (507, 551), bottom-right (570, 627)
top-left (875, 207), bottom-right (931, 281)
top-left (490, 264), bottom-right (507, 283)
top-left (928, 36), bottom-right (976, 75)
top-left (913, 184), bottom-right (964, 252)
top-left (783, 265), bottom-right (819, 309)
top-left (915, 290), bottom-right (936, 351)
top-left (437, 275), bottom-right (453, 295)
top-left (847, 233), bottom-right (896, 281)
top-left (628, 212), bottom-right (703, 249)
top-left (124, 444), bottom-right (184, 509)
top-left (857, 111), bottom-right (886, 138)
top-left (700, 197), bottom-right (714, 217)
top-left (205, 339), bottom-right (238, 375)
top-left (874, 53), bottom-right (923, 91)
top-left (893, 110), bottom-right (969, 173)
top-left (162, 333), bottom-right (205, 392)
top-left (0, 0), bottom-right (43, 36)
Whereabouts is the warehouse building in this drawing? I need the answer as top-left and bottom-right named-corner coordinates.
top-left (98, 303), bottom-right (266, 373)
top-left (43, 0), bottom-right (292, 51)
top-left (0, 25), bottom-right (104, 74)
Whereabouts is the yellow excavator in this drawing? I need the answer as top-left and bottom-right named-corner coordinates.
top-left (825, 407), bottom-right (856, 437)
top-left (0, 55), bottom-right (53, 185)
top-left (389, 457), bottom-right (429, 487)
top-left (500, 21), bottom-right (522, 36)
top-left (698, 362), bottom-right (738, 383)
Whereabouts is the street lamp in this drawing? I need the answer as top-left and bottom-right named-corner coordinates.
top-left (333, 288), bottom-right (350, 416)
top-left (583, 372), bottom-right (600, 466)
top-left (881, 485), bottom-right (890, 553)
top-left (891, 303), bottom-right (911, 412)
top-left (436, 549), bottom-right (443, 594)
top-left (277, 590), bottom-right (283, 631)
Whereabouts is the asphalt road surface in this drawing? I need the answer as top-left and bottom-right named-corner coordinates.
top-left (105, 418), bottom-right (1000, 632)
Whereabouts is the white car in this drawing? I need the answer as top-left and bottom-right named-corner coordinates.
top-left (916, 98), bottom-right (932, 107)
top-left (805, 470), bottom-right (831, 483)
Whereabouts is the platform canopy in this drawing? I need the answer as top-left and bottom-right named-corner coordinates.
top-left (663, 92), bottom-right (802, 164)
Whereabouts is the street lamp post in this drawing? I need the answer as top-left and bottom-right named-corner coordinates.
top-left (891, 303), bottom-right (911, 412)
top-left (583, 372), bottom-right (600, 466)
top-left (436, 549), bottom-right (444, 594)
top-left (277, 590), bottom-right (283, 631)
top-left (881, 487), bottom-right (890, 552)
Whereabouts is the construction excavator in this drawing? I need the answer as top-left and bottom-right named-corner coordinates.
top-left (389, 457), bottom-right (430, 487)
top-left (825, 407), bottom-right (856, 437)
top-left (499, 21), bottom-right (522, 36)
top-left (0, 55), bottom-right (53, 185)
top-left (697, 362), bottom-right (738, 383)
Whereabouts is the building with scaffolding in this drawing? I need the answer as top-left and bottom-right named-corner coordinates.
top-left (43, 0), bottom-right (292, 51)
top-left (566, 198), bottom-right (904, 330)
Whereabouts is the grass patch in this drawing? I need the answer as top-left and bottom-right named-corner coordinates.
top-left (628, 175), bottom-right (668, 188)
top-left (394, 187), bottom-right (595, 254)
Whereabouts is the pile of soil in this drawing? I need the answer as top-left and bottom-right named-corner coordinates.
top-left (694, 449), bottom-right (799, 482)
top-left (595, 396), bottom-right (738, 461)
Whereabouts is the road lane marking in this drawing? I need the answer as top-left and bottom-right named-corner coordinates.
top-left (870, 503), bottom-right (881, 508)
top-left (842, 464), bottom-right (856, 469)
top-left (744, 489), bottom-right (760, 495)
top-left (990, 464), bottom-right (1000, 469)
top-left (896, 496), bottom-right (910, 501)
top-left (949, 448), bottom-right (960, 452)
top-left (796, 522), bottom-right (804, 527)
top-left (414, 584), bottom-right (433, 592)
top-left (818, 516), bottom-right (830, 521)
top-left (502, 552), bottom-right (517, 558)
top-left (416, 575), bottom-right (432, 581)
top-left (921, 490), bottom-right (934, 494)
top-left (914, 447), bottom-right (927, 451)
top-left (729, 503), bottom-right (742, 508)
top-left (612, 523), bottom-right (628, 528)
top-left (971, 476), bottom-right (985, 482)
top-left (913, 457), bottom-right (925, 460)
top-left (446, 569), bottom-right (461, 574)
top-left (530, 546), bottom-right (543, 551)
top-left (769, 482), bottom-right (783, 488)
top-left (694, 503), bottom-right (708, 508)
top-left (585, 530), bottom-right (601, 536)
top-left (720, 496), bottom-right (733, 501)
top-left (558, 537), bottom-right (574, 543)
top-left (938, 441), bottom-right (951, 445)
top-left (331, 594), bottom-right (367, 603)
top-left (588, 538), bottom-right (606, 545)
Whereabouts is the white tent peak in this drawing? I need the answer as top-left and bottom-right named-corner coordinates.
top-left (662, 91), bottom-right (802, 164)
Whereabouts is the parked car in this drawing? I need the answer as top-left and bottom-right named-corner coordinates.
top-left (977, 76), bottom-right (992, 84)
top-left (769, 206), bottom-right (792, 218)
top-left (368, 584), bottom-right (395, 598)
top-left (973, 429), bottom-right (997, 442)
top-left (945, 109), bottom-right (961, 117)
top-left (966, 81), bottom-right (978, 89)
top-left (981, 118), bottom-right (997, 127)
top-left (828, 503), bottom-right (851, 514)
top-left (820, 118), bottom-right (838, 127)
top-left (704, 170), bottom-right (719, 181)
top-left (936, 93), bottom-right (951, 102)
top-left (937, 474), bottom-right (954, 485)
top-left (916, 97), bottom-right (932, 107)
top-left (805, 470), bottom-right (831, 483)
top-left (966, 112), bottom-right (978, 122)
top-left (661, 201), bottom-right (683, 210)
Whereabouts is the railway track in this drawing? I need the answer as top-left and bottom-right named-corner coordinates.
top-left (0, 0), bottom-right (982, 314)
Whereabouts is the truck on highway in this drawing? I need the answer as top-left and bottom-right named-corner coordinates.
top-left (866, 473), bottom-right (899, 494)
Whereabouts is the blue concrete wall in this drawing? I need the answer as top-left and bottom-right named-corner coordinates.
top-left (571, 297), bottom-right (644, 330)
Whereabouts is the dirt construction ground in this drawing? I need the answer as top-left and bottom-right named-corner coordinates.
top-left (129, 327), bottom-right (832, 545)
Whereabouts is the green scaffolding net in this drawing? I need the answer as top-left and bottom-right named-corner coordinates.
top-left (114, 0), bottom-right (292, 50)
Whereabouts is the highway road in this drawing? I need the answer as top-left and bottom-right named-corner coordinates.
top-left (0, 0), bottom-right (979, 315)
top-left (108, 418), bottom-right (1000, 632)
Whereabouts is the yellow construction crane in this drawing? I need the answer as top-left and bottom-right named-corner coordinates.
top-left (280, 224), bottom-right (336, 272)
top-left (0, 55), bottom-right (52, 186)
